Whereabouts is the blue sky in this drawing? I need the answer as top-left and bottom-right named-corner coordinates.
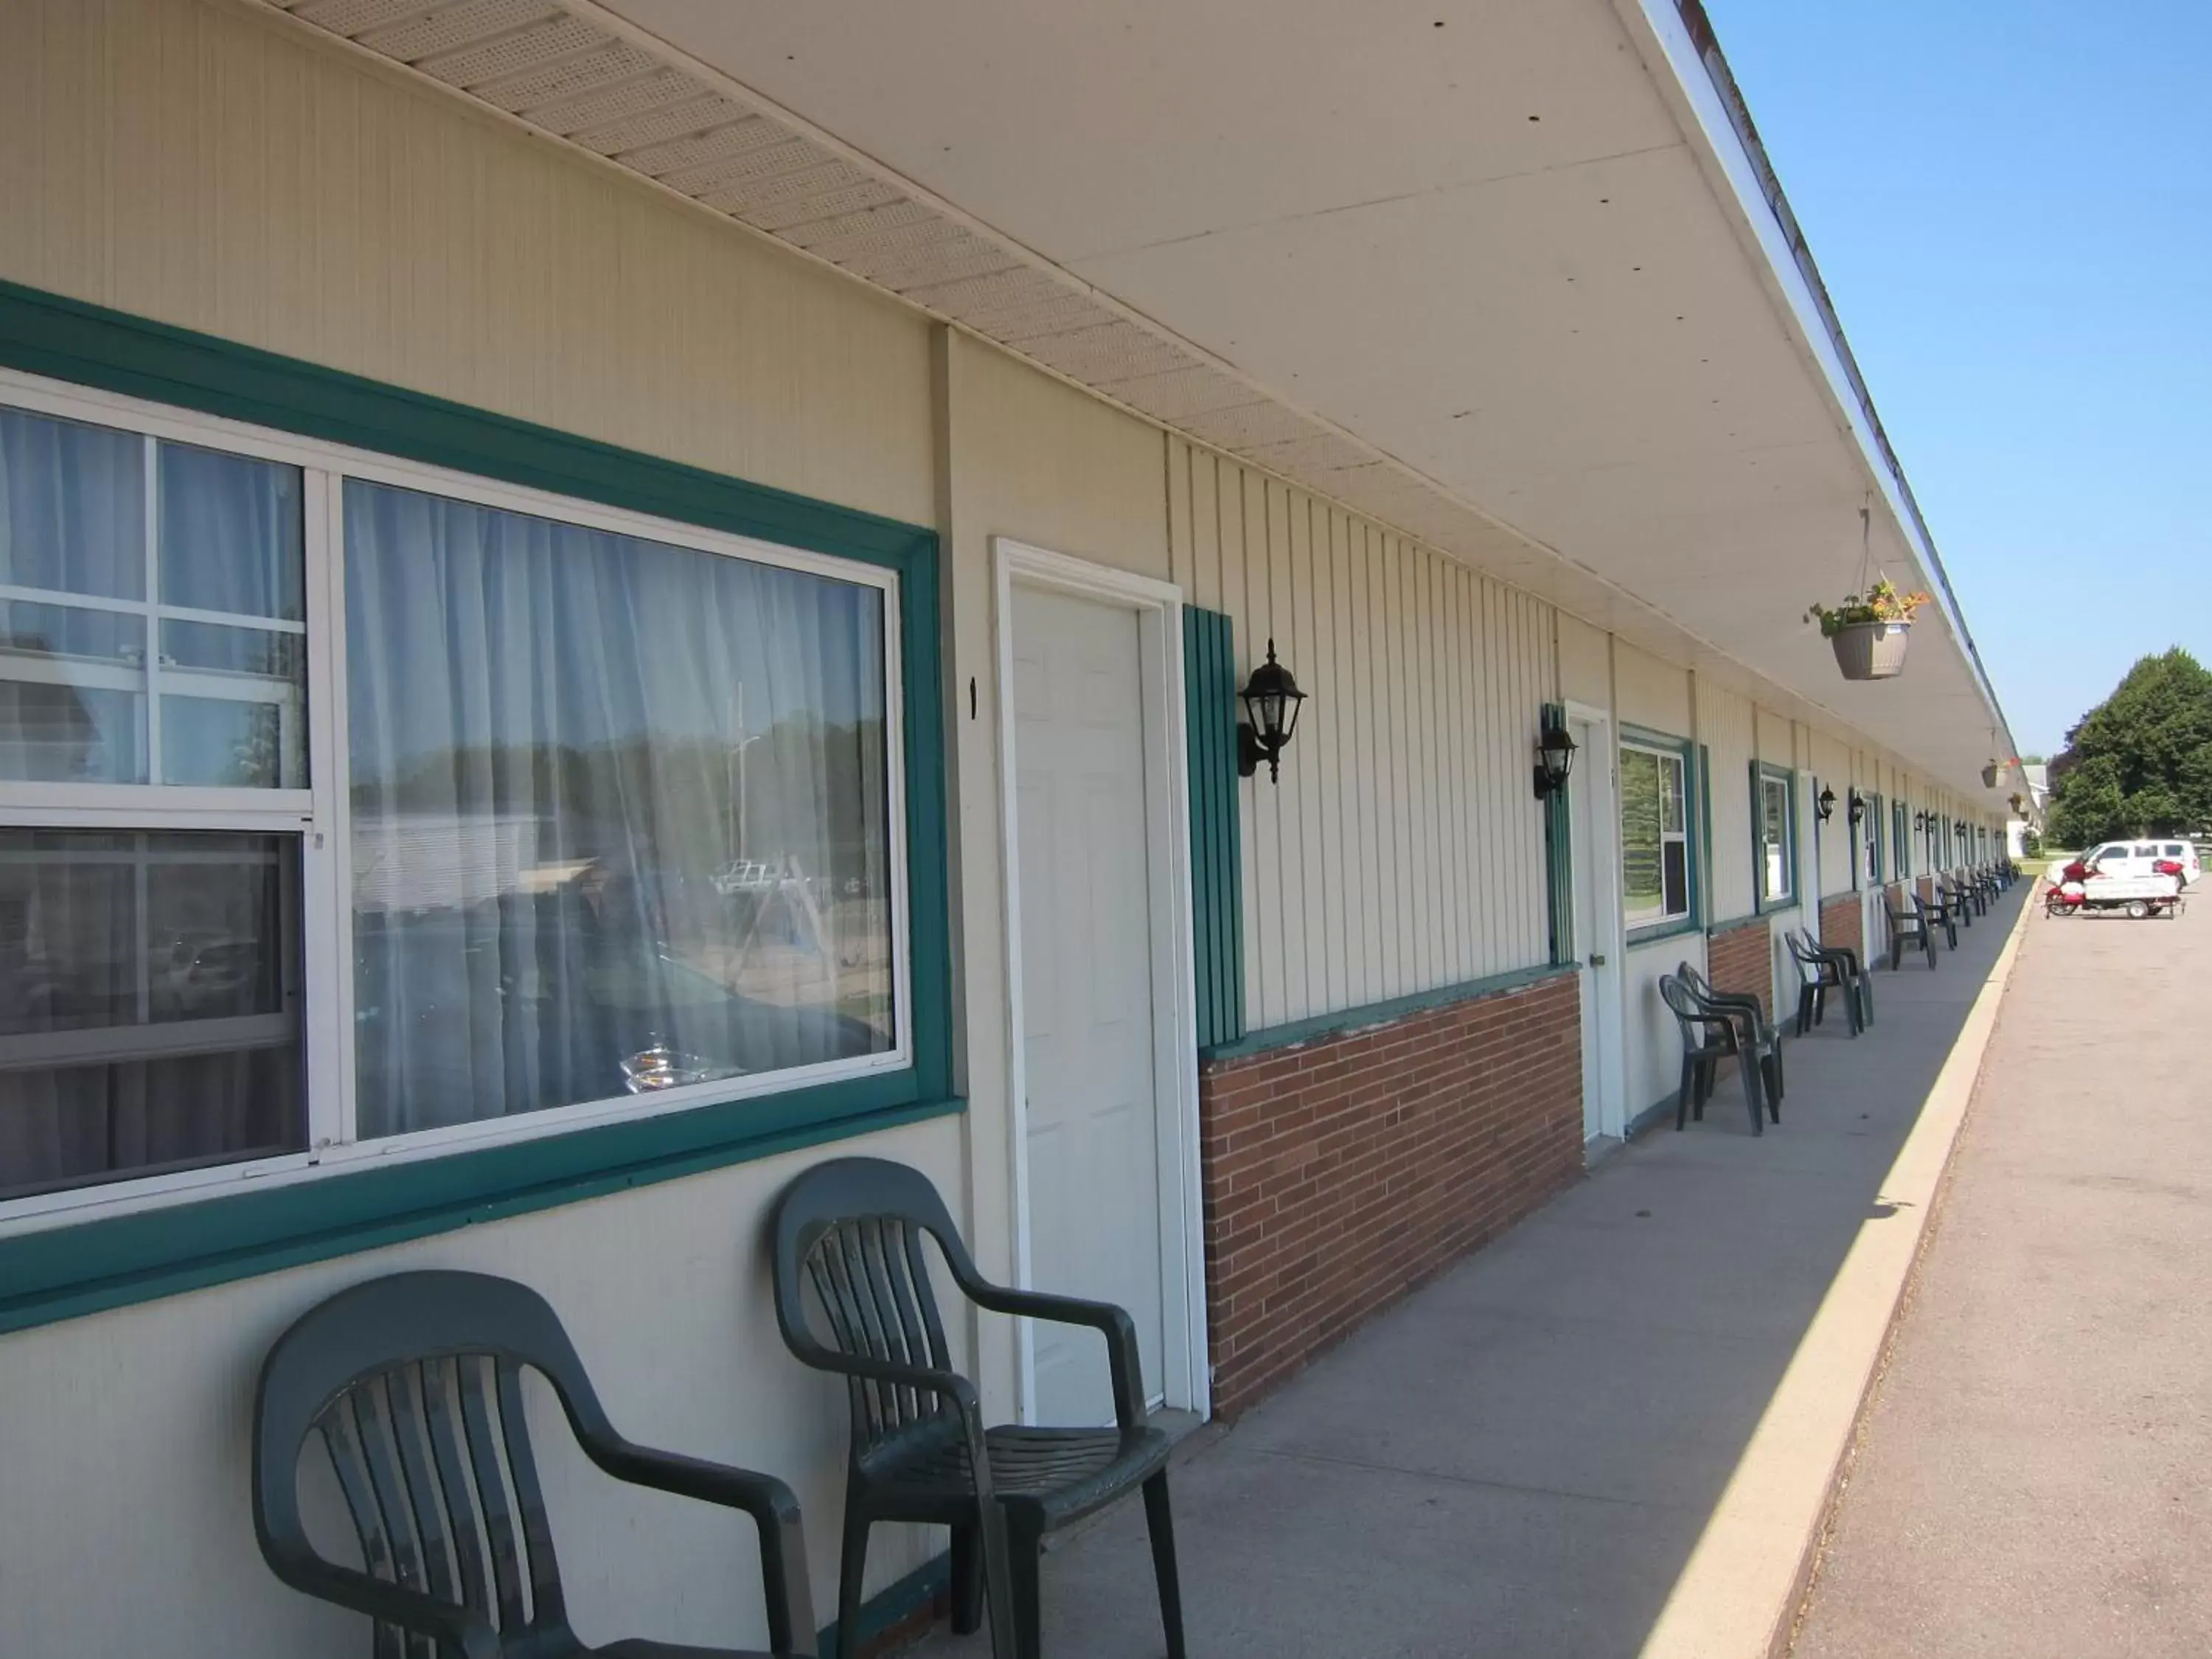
top-left (1703, 1), bottom-right (2212, 759)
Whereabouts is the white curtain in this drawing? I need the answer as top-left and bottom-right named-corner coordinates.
top-left (343, 480), bottom-right (892, 1139)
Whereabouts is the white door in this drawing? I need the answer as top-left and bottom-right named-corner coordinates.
top-left (1010, 582), bottom-right (1167, 1425)
top-left (1568, 714), bottom-right (1624, 1143)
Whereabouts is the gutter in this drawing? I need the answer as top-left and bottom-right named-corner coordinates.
top-left (1660, 0), bottom-right (2018, 772)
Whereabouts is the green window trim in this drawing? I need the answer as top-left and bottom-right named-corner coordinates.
top-left (1621, 724), bottom-right (1703, 945)
top-left (1752, 760), bottom-right (1799, 913)
top-left (0, 279), bottom-right (958, 1335)
top-left (1543, 701), bottom-right (1573, 966)
top-left (1184, 607), bottom-right (1246, 1049)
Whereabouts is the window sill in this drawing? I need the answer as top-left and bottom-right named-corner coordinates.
top-left (0, 1077), bottom-right (961, 1338)
top-left (1625, 918), bottom-right (1702, 948)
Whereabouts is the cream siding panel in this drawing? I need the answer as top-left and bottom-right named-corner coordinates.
top-left (1621, 936), bottom-right (1705, 1123)
top-left (945, 334), bottom-right (1169, 582)
top-left (1613, 642), bottom-right (1692, 740)
top-left (936, 330), bottom-right (1172, 1411)
top-left (1557, 613), bottom-right (1611, 709)
top-left (1696, 678), bottom-right (1758, 921)
top-left (1809, 729), bottom-right (1854, 900)
top-left (1163, 440), bottom-right (1555, 1030)
top-left (1754, 707), bottom-right (1795, 769)
top-left (0, 0), bottom-right (936, 526)
top-left (0, 1119), bottom-right (969, 1659)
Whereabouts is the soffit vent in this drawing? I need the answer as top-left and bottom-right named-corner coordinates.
top-left (262, 0), bottom-right (1548, 584)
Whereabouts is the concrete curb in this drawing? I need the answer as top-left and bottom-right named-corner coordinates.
top-left (1633, 894), bottom-right (2037, 1659)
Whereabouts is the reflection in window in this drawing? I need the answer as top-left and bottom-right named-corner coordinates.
top-left (1621, 745), bottom-right (1689, 928)
top-left (0, 410), bottom-right (307, 788)
top-left (0, 830), bottom-right (304, 1201)
top-left (344, 480), bottom-right (896, 1140)
top-left (1759, 774), bottom-right (1792, 902)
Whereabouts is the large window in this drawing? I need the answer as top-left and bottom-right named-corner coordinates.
top-left (0, 387), bottom-right (905, 1217)
top-left (1893, 799), bottom-right (1910, 880)
top-left (1862, 792), bottom-right (1882, 886)
top-left (1756, 767), bottom-right (1795, 908)
top-left (1621, 742), bottom-right (1690, 930)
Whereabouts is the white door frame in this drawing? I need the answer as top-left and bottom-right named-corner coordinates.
top-left (992, 537), bottom-right (1209, 1423)
top-left (1566, 700), bottom-right (1627, 1141)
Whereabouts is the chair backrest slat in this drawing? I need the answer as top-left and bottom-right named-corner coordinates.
top-left (386, 1366), bottom-right (462, 1615)
top-left (447, 1357), bottom-right (529, 1635)
top-left (772, 1160), bottom-right (975, 1459)
top-left (495, 1359), bottom-right (566, 1631)
top-left (351, 1383), bottom-right (431, 1604)
top-left (848, 1221), bottom-right (911, 1427)
top-left (419, 1359), bottom-right (494, 1627)
top-left (803, 1240), bottom-right (874, 1438)
top-left (317, 1394), bottom-right (408, 1658)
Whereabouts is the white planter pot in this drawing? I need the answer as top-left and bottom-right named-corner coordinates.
top-left (1829, 621), bottom-right (1910, 681)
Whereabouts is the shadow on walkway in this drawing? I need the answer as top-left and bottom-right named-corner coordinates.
top-left (913, 889), bottom-right (2028, 1659)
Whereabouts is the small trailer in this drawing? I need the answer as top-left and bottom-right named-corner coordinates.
top-left (2045, 869), bottom-right (2184, 919)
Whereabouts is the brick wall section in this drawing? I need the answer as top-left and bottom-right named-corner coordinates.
top-left (1819, 894), bottom-right (1863, 963)
top-left (1196, 972), bottom-right (1582, 1418)
top-left (1705, 919), bottom-right (1774, 1022)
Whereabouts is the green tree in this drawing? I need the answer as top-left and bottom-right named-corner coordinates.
top-left (2045, 649), bottom-right (2212, 846)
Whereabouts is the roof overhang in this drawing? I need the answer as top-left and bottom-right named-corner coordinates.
top-left (255, 0), bottom-right (2016, 801)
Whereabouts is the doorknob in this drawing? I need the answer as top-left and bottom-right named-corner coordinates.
top-left (1587, 953), bottom-right (1607, 967)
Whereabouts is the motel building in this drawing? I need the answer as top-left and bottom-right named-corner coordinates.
top-left (0, 1), bottom-right (2018, 1654)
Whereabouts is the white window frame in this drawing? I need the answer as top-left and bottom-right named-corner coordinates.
top-left (1621, 740), bottom-right (1690, 931)
top-left (0, 368), bottom-right (913, 1235)
top-left (1757, 769), bottom-right (1795, 908)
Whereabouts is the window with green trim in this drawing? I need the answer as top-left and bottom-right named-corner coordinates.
top-left (1621, 740), bottom-right (1691, 930)
top-left (0, 378), bottom-right (914, 1222)
top-left (1893, 799), bottom-right (1910, 880)
top-left (1756, 766), bottom-right (1795, 908)
top-left (1861, 792), bottom-right (1882, 887)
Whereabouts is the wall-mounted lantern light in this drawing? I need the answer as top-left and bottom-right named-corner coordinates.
top-left (1237, 639), bottom-right (1307, 783)
top-left (1815, 783), bottom-right (1837, 824)
top-left (1532, 718), bottom-right (1579, 801)
top-left (1913, 810), bottom-right (1930, 832)
top-left (1847, 788), bottom-right (1867, 829)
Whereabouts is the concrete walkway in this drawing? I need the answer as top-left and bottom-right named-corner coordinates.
top-left (913, 889), bottom-right (2028, 1659)
top-left (1792, 897), bottom-right (2212, 1657)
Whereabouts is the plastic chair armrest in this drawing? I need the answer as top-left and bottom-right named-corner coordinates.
top-left (960, 1281), bottom-right (1147, 1428)
top-left (583, 1441), bottom-right (818, 1655)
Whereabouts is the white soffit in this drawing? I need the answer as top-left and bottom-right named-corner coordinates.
top-left (254, 0), bottom-right (2015, 799)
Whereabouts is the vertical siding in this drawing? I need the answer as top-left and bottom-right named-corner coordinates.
top-left (1166, 439), bottom-right (1556, 1030)
top-left (0, 0), bottom-right (937, 527)
top-left (1696, 679), bottom-right (1758, 919)
top-left (1613, 642), bottom-right (1693, 738)
top-left (1809, 731), bottom-right (1854, 899)
top-left (1557, 613), bottom-right (1611, 710)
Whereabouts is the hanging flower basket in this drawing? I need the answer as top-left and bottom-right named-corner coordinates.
top-left (1806, 578), bottom-right (1932, 683)
top-left (1829, 621), bottom-right (1912, 681)
top-left (1982, 762), bottom-right (2002, 789)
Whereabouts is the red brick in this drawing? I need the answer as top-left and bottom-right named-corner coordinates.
top-left (1197, 971), bottom-right (1582, 1418)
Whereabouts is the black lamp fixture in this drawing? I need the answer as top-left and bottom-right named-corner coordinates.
top-left (1913, 810), bottom-right (1930, 832)
top-left (1846, 788), bottom-right (1867, 829)
top-left (1815, 782), bottom-right (1837, 824)
top-left (1237, 639), bottom-right (1307, 782)
top-left (1532, 718), bottom-right (1578, 800)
